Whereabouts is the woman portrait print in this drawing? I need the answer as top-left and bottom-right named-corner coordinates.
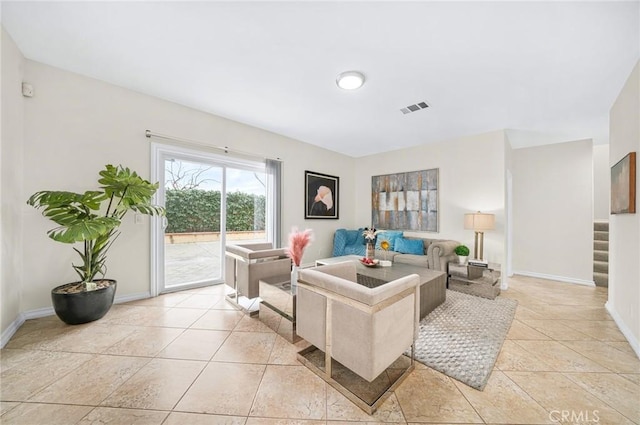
top-left (310, 185), bottom-right (334, 216)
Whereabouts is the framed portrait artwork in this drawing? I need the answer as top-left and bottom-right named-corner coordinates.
top-left (305, 171), bottom-right (339, 219)
top-left (611, 151), bottom-right (636, 214)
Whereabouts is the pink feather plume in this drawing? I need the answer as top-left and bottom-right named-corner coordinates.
top-left (285, 227), bottom-right (314, 266)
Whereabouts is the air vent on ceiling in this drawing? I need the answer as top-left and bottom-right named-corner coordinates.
top-left (400, 101), bottom-right (429, 115)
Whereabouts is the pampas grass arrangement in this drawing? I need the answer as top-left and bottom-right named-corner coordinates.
top-left (285, 227), bottom-right (314, 266)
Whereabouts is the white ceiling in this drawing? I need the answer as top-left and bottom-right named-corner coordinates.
top-left (2, 1), bottom-right (639, 157)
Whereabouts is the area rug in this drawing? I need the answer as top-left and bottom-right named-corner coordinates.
top-left (408, 289), bottom-right (517, 390)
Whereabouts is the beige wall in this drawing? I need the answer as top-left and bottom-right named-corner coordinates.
top-left (593, 144), bottom-right (610, 220)
top-left (18, 59), bottom-right (356, 314)
top-left (512, 139), bottom-right (594, 284)
top-left (353, 131), bottom-right (507, 266)
top-left (608, 60), bottom-right (639, 356)
top-left (1, 28), bottom-right (25, 343)
top-left (504, 134), bottom-right (514, 280)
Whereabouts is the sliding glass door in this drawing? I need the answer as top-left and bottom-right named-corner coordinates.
top-left (163, 157), bottom-right (224, 289)
top-left (151, 143), bottom-right (269, 294)
top-left (225, 167), bottom-right (267, 243)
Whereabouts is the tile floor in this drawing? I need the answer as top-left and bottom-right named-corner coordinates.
top-left (1, 275), bottom-right (638, 424)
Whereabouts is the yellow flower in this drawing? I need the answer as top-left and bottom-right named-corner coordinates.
top-left (380, 240), bottom-right (390, 251)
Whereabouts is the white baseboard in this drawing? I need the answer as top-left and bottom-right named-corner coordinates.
top-left (1, 306), bottom-right (58, 347)
top-left (605, 301), bottom-right (640, 359)
top-left (1, 313), bottom-right (26, 348)
top-left (1, 291), bottom-right (152, 348)
top-left (114, 291), bottom-right (151, 304)
top-left (22, 306), bottom-right (56, 320)
top-left (498, 274), bottom-right (508, 290)
top-left (513, 270), bottom-right (595, 287)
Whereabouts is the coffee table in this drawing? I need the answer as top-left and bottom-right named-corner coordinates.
top-left (315, 255), bottom-right (446, 319)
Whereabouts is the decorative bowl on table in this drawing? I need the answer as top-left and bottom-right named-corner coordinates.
top-left (360, 258), bottom-right (380, 267)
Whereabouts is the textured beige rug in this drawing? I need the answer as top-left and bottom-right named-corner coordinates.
top-left (409, 290), bottom-right (517, 390)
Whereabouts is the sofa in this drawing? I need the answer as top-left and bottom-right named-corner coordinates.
top-left (332, 228), bottom-right (459, 272)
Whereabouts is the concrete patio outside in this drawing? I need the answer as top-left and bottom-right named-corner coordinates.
top-left (164, 231), bottom-right (266, 287)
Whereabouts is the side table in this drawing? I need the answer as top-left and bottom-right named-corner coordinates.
top-left (447, 262), bottom-right (501, 300)
top-left (258, 274), bottom-right (300, 343)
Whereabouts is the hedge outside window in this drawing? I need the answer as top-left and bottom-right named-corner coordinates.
top-left (165, 189), bottom-right (265, 233)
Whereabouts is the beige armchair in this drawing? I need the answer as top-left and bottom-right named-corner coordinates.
top-left (296, 261), bottom-right (419, 413)
top-left (225, 242), bottom-right (291, 314)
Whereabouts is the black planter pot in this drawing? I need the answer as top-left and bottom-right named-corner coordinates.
top-left (51, 279), bottom-right (117, 325)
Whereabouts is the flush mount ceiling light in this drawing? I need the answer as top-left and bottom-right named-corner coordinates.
top-left (336, 71), bottom-right (365, 90)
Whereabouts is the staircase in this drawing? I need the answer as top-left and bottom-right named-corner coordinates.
top-left (593, 221), bottom-right (609, 287)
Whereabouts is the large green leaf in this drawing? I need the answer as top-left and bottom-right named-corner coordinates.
top-left (129, 204), bottom-right (165, 216)
top-left (28, 190), bottom-right (106, 211)
top-left (98, 164), bottom-right (164, 218)
top-left (47, 216), bottom-right (120, 244)
top-left (28, 191), bottom-right (108, 226)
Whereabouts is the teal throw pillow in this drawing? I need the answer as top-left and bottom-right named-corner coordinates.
top-left (358, 227), bottom-right (368, 245)
top-left (345, 229), bottom-right (360, 245)
top-left (375, 231), bottom-right (403, 250)
top-left (395, 237), bottom-right (424, 255)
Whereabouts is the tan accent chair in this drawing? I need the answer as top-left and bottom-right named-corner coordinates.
top-left (296, 261), bottom-right (419, 413)
top-left (225, 243), bottom-right (291, 312)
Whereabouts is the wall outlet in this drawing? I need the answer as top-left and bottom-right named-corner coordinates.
top-left (134, 213), bottom-right (144, 224)
top-left (22, 82), bottom-right (34, 97)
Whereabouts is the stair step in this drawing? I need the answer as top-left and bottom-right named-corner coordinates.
top-left (594, 260), bottom-right (609, 273)
top-left (594, 222), bottom-right (609, 231)
top-left (594, 250), bottom-right (609, 261)
top-left (594, 272), bottom-right (608, 287)
top-left (593, 221), bottom-right (609, 288)
top-left (594, 231), bottom-right (609, 241)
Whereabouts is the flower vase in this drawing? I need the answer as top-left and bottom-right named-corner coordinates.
top-left (380, 249), bottom-right (392, 267)
top-left (365, 242), bottom-right (375, 260)
top-left (291, 265), bottom-right (299, 293)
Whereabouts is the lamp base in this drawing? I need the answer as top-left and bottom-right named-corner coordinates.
top-left (468, 259), bottom-right (489, 267)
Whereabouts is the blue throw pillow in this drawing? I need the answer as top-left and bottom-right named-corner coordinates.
top-left (358, 227), bottom-right (367, 245)
top-left (345, 229), bottom-right (360, 245)
top-left (375, 231), bottom-right (403, 250)
top-left (395, 237), bottom-right (424, 255)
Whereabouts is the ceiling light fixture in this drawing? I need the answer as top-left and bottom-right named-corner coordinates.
top-left (336, 71), bottom-right (365, 90)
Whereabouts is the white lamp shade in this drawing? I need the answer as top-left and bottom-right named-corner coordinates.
top-left (464, 212), bottom-right (495, 231)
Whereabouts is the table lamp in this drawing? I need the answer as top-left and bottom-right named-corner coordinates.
top-left (464, 211), bottom-right (495, 264)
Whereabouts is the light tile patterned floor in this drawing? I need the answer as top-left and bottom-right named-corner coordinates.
top-left (1, 275), bottom-right (638, 424)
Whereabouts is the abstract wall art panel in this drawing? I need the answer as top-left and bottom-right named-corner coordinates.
top-left (371, 168), bottom-right (438, 231)
top-left (611, 152), bottom-right (636, 214)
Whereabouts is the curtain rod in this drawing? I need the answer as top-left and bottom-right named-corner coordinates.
top-left (145, 130), bottom-right (282, 162)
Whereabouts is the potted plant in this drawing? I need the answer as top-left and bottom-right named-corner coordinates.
top-left (454, 244), bottom-right (470, 265)
top-left (27, 164), bottom-right (165, 325)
